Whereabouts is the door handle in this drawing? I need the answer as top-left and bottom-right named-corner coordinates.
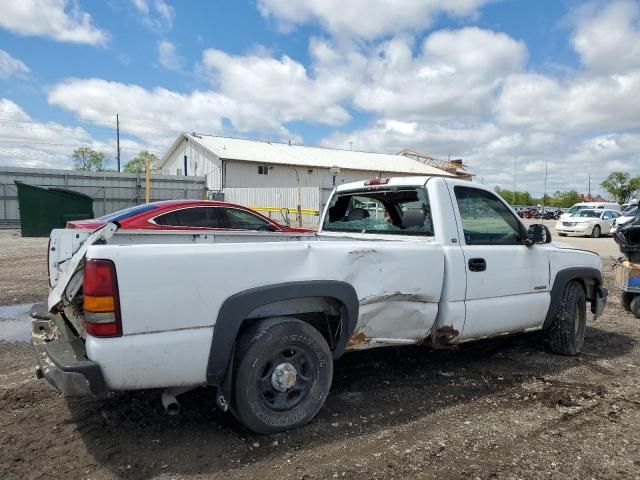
top-left (468, 258), bottom-right (486, 272)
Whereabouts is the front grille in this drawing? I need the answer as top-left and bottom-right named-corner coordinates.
top-left (563, 222), bottom-right (576, 227)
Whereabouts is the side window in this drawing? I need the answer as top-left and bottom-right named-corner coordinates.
top-left (224, 208), bottom-right (270, 230)
top-left (454, 187), bottom-right (522, 245)
top-left (603, 211), bottom-right (612, 219)
top-left (154, 207), bottom-right (222, 228)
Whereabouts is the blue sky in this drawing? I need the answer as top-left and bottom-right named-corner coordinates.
top-left (1, 0), bottom-right (639, 196)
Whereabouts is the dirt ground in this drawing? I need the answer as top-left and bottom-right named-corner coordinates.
top-left (0, 230), bottom-right (639, 479)
top-left (0, 230), bottom-right (49, 305)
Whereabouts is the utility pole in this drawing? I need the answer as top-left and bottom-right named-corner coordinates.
top-left (543, 158), bottom-right (549, 213)
top-left (588, 173), bottom-right (591, 200)
top-left (116, 114), bottom-right (121, 172)
top-left (513, 156), bottom-right (517, 205)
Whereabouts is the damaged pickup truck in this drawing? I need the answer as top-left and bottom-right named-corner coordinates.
top-left (34, 176), bottom-right (607, 433)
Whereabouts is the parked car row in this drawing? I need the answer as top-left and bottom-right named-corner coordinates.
top-left (515, 207), bottom-right (564, 220)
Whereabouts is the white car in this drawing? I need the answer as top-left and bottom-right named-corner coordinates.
top-left (556, 208), bottom-right (621, 238)
top-left (610, 206), bottom-right (637, 234)
top-left (559, 202), bottom-right (621, 221)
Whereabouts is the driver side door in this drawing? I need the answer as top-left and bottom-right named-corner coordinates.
top-left (452, 186), bottom-right (551, 341)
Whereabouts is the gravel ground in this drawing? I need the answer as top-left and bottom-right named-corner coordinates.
top-left (0, 229), bottom-right (638, 479)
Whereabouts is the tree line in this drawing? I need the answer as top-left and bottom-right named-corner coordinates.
top-left (72, 147), bottom-right (159, 174)
top-left (497, 172), bottom-right (640, 207)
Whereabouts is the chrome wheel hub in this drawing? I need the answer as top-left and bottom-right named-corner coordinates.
top-left (271, 362), bottom-right (298, 392)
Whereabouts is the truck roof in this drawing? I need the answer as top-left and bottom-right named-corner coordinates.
top-left (335, 176), bottom-right (435, 192)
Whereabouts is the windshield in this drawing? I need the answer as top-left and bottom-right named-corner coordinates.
top-left (98, 203), bottom-right (160, 222)
top-left (624, 206), bottom-right (638, 217)
top-left (567, 205), bottom-right (588, 214)
top-left (576, 210), bottom-right (599, 218)
top-left (322, 187), bottom-right (433, 236)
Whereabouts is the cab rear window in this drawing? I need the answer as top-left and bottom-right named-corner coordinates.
top-left (322, 188), bottom-right (433, 236)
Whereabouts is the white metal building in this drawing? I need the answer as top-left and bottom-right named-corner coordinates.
top-left (160, 133), bottom-right (455, 223)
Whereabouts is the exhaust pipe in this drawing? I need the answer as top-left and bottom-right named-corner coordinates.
top-left (161, 387), bottom-right (193, 416)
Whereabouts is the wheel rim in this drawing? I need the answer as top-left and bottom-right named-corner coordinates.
top-left (257, 347), bottom-right (315, 412)
top-left (593, 226), bottom-right (600, 237)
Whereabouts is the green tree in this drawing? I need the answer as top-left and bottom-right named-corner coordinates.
top-left (550, 190), bottom-right (582, 208)
top-left (495, 187), bottom-right (536, 206)
top-left (123, 151), bottom-right (160, 174)
top-left (601, 172), bottom-right (640, 204)
top-left (72, 147), bottom-right (106, 171)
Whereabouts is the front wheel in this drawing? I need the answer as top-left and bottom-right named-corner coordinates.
top-left (547, 281), bottom-right (587, 355)
top-left (591, 225), bottom-right (601, 238)
top-left (231, 317), bottom-right (333, 434)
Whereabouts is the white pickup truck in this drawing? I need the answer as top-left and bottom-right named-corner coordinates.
top-left (33, 176), bottom-right (607, 433)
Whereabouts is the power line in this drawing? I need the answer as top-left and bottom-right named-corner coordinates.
top-left (0, 137), bottom-right (163, 154)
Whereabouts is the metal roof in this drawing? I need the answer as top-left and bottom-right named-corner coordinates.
top-left (161, 133), bottom-right (455, 177)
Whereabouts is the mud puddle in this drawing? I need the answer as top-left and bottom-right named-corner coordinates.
top-left (0, 303), bottom-right (34, 341)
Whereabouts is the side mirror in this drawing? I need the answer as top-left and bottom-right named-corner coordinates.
top-left (525, 224), bottom-right (552, 245)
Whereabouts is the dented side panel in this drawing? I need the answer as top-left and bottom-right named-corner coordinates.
top-left (85, 239), bottom-right (444, 388)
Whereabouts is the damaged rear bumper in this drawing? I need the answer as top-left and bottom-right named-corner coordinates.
top-left (31, 307), bottom-right (107, 397)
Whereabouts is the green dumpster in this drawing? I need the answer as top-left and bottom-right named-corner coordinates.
top-left (15, 181), bottom-right (94, 237)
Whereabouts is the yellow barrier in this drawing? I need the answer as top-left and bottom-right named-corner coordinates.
top-left (250, 206), bottom-right (319, 216)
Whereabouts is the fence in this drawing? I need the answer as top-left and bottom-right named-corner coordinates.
top-left (0, 166), bottom-right (207, 227)
top-left (223, 186), bottom-right (323, 225)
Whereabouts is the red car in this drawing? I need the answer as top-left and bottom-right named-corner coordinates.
top-left (66, 200), bottom-right (312, 233)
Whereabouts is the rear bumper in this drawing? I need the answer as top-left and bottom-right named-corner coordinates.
top-left (591, 286), bottom-right (608, 318)
top-left (31, 306), bottom-right (107, 397)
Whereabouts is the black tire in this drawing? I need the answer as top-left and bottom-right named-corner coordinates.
top-left (231, 317), bottom-right (333, 434)
top-left (630, 295), bottom-right (640, 319)
top-left (621, 292), bottom-right (634, 312)
top-left (591, 225), bottom-right (601, 238)
top-left (547, 281), bottom-right (587, 356)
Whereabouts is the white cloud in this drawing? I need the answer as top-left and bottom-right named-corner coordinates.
top-left (0, 98), bottom-right (93, 168)
top-left (0, 0), bottom-right (107, 45)
top-left (201, 48), bottom-right (351, 128)
top-left (495, 69), bottom-right (640, 133)
top-left (258, 0), bottom-right (491, 40)
top-left (157, 41), bottom-right (183, 70)
top-left (0, 49), bottom-right (30, 79)
top-left (571, 0), bottom-right (640, 73)
top-left (353, 28), bottom-right (526, 120)
top-left (47, 78), bottom-right (227, 143)
top-left (131, 0), bottom-right (175, 32)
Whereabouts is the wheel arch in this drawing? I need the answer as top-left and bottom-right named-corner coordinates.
top-left (206, 280), bottom-right (359, 386)
top-left (543, 267), bottom-right (602, 330)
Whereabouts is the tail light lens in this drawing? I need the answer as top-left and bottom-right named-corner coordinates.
top-left (364, 178), bottom-right (390, 186)
top-left (83, 259), bottom-right (122, 337)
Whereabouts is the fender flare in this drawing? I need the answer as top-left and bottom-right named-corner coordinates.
top-left (543, 267), bottom-right (602, 330)
top-left (206, 280), bottom-right (359, 386)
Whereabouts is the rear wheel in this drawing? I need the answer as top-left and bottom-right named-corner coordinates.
top-left (547, 281), bottom-right (587, 356)
top-left (591, 225), bottom-right (601, 238)
top-left (630, 295), bottom-right (640, 319)
top-left (231, 317), bottom-right (333, 434)
top-left (621, 292), bottom-right (634, 312)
